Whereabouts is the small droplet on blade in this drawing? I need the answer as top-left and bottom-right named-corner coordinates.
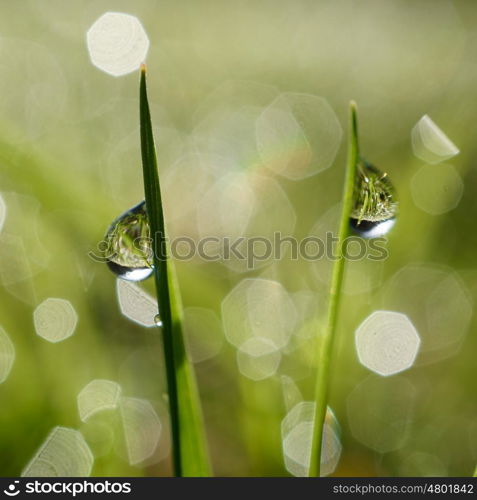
top-left (350, 161), bottom-right (398, 239)
top-left (104, 200), bottom-right (153, 281)
top-left (154, 314), bottom-right (162, 327)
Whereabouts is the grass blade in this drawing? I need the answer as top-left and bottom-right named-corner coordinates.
top-left (309, 101), bottom-right (359, 477)
top-left (139, 65), bottom-right (211, 477)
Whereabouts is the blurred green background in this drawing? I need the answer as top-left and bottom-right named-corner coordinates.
top-left (0, 0), bottom-right (476, 477)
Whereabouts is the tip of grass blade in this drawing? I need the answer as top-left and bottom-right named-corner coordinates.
top-left (349, 100), bottom-right (359, 158)
top-left (349, 100), bottom-right (358, 131)
top-left (140, 62), bottom-right (147, 73)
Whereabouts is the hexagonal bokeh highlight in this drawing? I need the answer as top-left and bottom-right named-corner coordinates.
top-left (256, 93), bottom-right (342, 180)
top-left (411, 163), bottom-right (463, 216)
top-left (197, 172), bottom-right (296, 273)
top-left (77, 379), bottom-right (122, 422)
top-left (382, 264), bottom-right (472, 364)
top-left (87, 12), bottom-right (149, 77)
top-left (119, 397), bottom-right (162, 466)
top-left (0, 193), bottom-right (6, 233)
top-left (191, 80), bottom-right (280, 168)
top-left (346, 375), bottom-right (416, 453)
top-left (281, 402), bottom-right (342, 477)
top-left (22, 427), bottom-right (94, 477)
top-left (236, 337), bottom-right (281, 381)
top-left (221, 278), bottom-right (297, 350)
top-left (411, 115), bottom-right (459, 164)
top-left (280, 375), bottom-right (303, 412)
top-left (33, 298), bottom-right (78, 343)
top-left (0, 326), bottom-right (15, 384)
top-left (355, 311), bottom-right (420, 376)
top-left (116, 279), bottom-right (158, 328)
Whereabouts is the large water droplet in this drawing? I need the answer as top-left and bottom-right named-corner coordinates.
top-left (350, 161), bottom-right (397, 239)
top-left (105, 201), bottom-right (153, 281)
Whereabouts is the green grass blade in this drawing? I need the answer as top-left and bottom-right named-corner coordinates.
top-left (309, 101), bottom-right (359, 477)
top-left (139, 65), bottom-right (211, 477)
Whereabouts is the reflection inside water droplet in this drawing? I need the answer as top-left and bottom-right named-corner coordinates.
top-left (350, 160), bottom-right (397, 239)
top-left (350, 217), bottom-right (396, 239)
top-left (105, 201), bottom-right (153, 281)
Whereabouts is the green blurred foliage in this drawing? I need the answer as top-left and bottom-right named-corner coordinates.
top-left (0, 0), bottom-right (476, 477)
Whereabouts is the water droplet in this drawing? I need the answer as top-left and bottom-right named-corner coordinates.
top-left (350, 160), bottom-right (397, 239)
top-left (154, 314), bottom-right (162, 327)
top-left (105, 201), bottom-right (153, 281)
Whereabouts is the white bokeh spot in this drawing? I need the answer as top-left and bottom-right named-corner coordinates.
top-left (236, 337), bottom-right (282, 381)
top-left (221, 278), bottom-right (297, 349)
top-left (281, 402), bottom-right (342, 477)
top-left (256, 93), bottom-right (342, 180)
top-left (355, 311), bottom-right (420, 376)
top-left (411, 164), bottom-right (463, 216)
top-left (87, 12), bottom-right (149, 77)
top-left (77, 379), bottom-right (122, 422)
top-left (22, 427), bottom-right (94, 477)
top-left (0, 193), bottom-right (6, 233)
top-left (411, 115), bottom-right (459, 164)
top-left (116, 279), bottom-right (158, 328)
top-left (0, 326), bottom-right (15, 384)
top-left (34, 298), bottom-right (78, 343)
top-left (120, 397), bottom-right (162, 466)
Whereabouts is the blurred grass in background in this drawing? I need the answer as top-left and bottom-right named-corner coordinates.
top-left (0, 0), bottom-right (476, 477)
